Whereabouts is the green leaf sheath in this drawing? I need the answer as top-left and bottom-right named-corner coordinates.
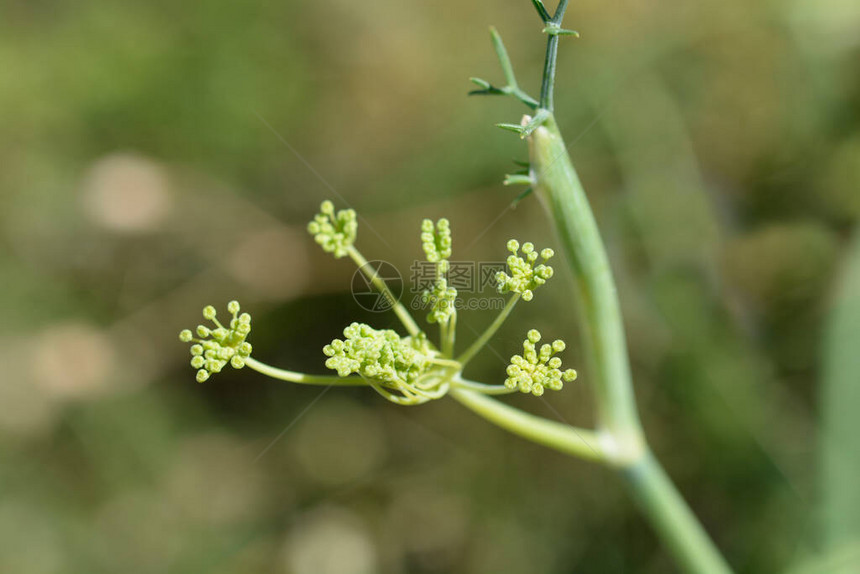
top-left (527, 113), bottom-right (643, 448)
top-left (528, 113), bottom-right (733, 574)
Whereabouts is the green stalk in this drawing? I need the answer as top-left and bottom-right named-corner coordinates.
top-left (452, 377), bottom-right (516, 395)
top-left (347, 245), bottom-right (421, 337)
top-left (539, 30), bottom-right (560, 111)
top-left (443, 312), bottom-right (457, 357)
top-left (456, 294), bottom-right (520, 366)
top-left (245, 357), bottom-right (366, 386)
top-left (426, 356), bottom-right (463, 369)
top-left (623, 454), bottom-right (733, 574)
top-left (538, 0), bottom-right (568, 111)
top-left (449, 387), bottom-right (605, 462)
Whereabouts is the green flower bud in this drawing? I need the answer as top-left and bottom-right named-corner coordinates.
top-left (323, 322), bottom-right (433, 387)
top-left (423, 277), bottom-right (457, 324)
top-left (308, 201), bottom-right (357, 258)
top-left (504, 330), bottom-right (576, 397)
top-left (179, 301), bottom-right (254, 383)
top-left (421, 218), bottom-right (453, 263)
top-left (496, 239), bottom-right (555, 301)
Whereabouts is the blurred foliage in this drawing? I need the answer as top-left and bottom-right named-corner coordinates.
top-left (1, 0), bottom-right (859, 573)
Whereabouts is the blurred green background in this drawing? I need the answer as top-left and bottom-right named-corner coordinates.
top-left (1, 0), bottom-right (859, 572)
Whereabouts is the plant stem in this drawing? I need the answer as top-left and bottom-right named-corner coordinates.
top-left (538, 0), bottom-right (569, 111)
top-left (456, 294), bottom-right (520, 366)
top-left (529, 114), bottom-right (644, 452)
top-left (452, 376), bottom-right (516, 395)
top-left (622, 453), bottom-right (733, 574)
top-left (529, 0), bottom-right (551, 22)
top-left (426, 356), bottom-right (462, 369)
top-left (528, 113), bottom-right (732, 571)
top-left (245, 357), bottom-right (366, 386)
top-left (450, 379), bottom-right (730, 572)
top-left (443, 312), bottom-right (457, 357)
top-left (347, 246), bottom-right (421, 337)
top-left (552, 0), bottom-right (570, 24)
top-left (539, 34), bottom-right (559, 111)
top-left (449, 387), bottom-right (605, 462)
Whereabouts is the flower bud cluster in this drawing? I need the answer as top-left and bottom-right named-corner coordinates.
top-left (495, 240), bottom-right (554, 301)
top-left (420, 218), bottom-right (452, 267)
top-left (505, 329), bottom-right (577, 396)
top-left (420, 218), bottom-right (457, 324)
top-left (179, 300), bottom-right (252, 383)
top-left (307, 200), bottom-right (357, 258)
top-left (323, 322), bottom-right (432, 384)
top-left (423, 278), bottom-right (457, 324)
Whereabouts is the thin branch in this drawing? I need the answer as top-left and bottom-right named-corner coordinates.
top-left (530, 0), bottom-right (551, 22)
top-left (245, 357), bottom-right (366, 386)
top-left (469, 28), bottom-right (539, 110)
top-left (452, 377), bottom-right (517, 395)
top-left (552, 0), bottom-right (570, 24)
top-left (443, 312), bottom-right (457, 357)
top-left (449, 388), bottom-right (605, 462)
top-left (490, 26), bottom-right (518, 89)
top-left (539, 32), bottom-right (560, 111)
top-left (347, 246), bottom-right (421, 337)
top-left (456, 294), bottom-right (520, 366)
